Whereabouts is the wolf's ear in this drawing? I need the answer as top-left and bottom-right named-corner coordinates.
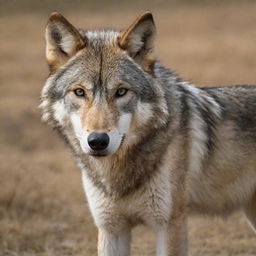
top-left (118, 12), bottom-right (156, 66)
top-left (45, 12), bottom-right (86, 72)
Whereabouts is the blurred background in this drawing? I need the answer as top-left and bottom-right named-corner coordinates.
top-left (1, 0), bottom-right (256, 255)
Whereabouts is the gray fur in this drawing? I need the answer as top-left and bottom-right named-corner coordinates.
top-left (41, 12), bottom-right (256, 256)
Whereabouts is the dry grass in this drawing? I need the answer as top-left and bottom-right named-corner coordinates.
top-left (1, 1), bottom-right (256, 255)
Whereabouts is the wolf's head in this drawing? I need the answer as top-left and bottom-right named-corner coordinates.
top-left (40, 12), bottom-right (168, 157)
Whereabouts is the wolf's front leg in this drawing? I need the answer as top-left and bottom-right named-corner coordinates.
top-left (97, 228), bottom-right (131, 256)
top-left (156, 211), bottom-right (188, 256)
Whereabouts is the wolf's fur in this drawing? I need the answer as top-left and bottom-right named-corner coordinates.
top-left (40, 12), bottom-right (256, 255)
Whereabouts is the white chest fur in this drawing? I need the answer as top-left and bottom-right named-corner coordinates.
top-left (81, 159), bottom-right (173, 233)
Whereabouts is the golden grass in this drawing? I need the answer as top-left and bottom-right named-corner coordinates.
top-left (1, 2), bottom-right (256, 255)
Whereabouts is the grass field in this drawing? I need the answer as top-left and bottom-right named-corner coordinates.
top-left (0, 1), bottom-right (256, 255)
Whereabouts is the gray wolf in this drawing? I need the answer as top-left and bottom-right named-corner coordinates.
top-left (40, 11), bottom-right (256, 256)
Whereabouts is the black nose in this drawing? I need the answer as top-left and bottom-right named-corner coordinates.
top-left (87, 132), bottom-right (110, 151)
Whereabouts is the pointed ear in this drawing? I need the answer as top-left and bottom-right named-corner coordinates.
top-left (45, 12), bottom-right (86, 72)
top-left (118, 12), bottom-right (156, 65)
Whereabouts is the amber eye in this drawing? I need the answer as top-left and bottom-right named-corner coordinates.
top-left (116, 88), bottom-right (128, 98)
top-left (74, 88), bottom-right (85, 97)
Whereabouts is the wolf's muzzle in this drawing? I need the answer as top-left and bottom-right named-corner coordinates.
top-left (87, 132), bottom-right (110, 151)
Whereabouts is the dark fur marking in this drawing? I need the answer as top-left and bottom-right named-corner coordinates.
top-left (199, 99), bottom-right (218, 155)
top-left (178, 87), bottom-right (190, 133)
top-left (120, 58), bottom-right (155, 102)
top-left (48, 59), bottom-right (84, 100)
top-left (92, 49), bottom-right (104, 97)
top-left (133, 29), bottom-right (153, 60)
top-left (51, 26), bottom-right (62, 45)
top-left (180, 86), bottom-right (219, 158)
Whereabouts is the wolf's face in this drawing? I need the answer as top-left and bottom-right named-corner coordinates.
top-left (61, 49), bottom-right (154, 156)
top-left (41, 12), bottom-right (166, 157)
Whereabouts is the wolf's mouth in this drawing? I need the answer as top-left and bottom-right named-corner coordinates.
top-left (90, 152), bottom-right (107, 157)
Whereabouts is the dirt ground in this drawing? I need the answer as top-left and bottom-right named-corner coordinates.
top-left (1, 1), bottom-right (256, 255)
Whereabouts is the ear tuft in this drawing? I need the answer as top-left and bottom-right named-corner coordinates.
top-left (45, 12), bottom-right (86, 72)
top-left (118, 12), bottom-right (156, 66)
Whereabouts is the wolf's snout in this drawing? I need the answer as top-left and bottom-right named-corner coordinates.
top-left (87, 132), bottom-right (110, 151)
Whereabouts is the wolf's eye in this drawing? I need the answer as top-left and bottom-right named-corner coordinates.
top-left (74, 88), bottom-right (85, 97)
top-left (116, 88), bottom-right (128, 98)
